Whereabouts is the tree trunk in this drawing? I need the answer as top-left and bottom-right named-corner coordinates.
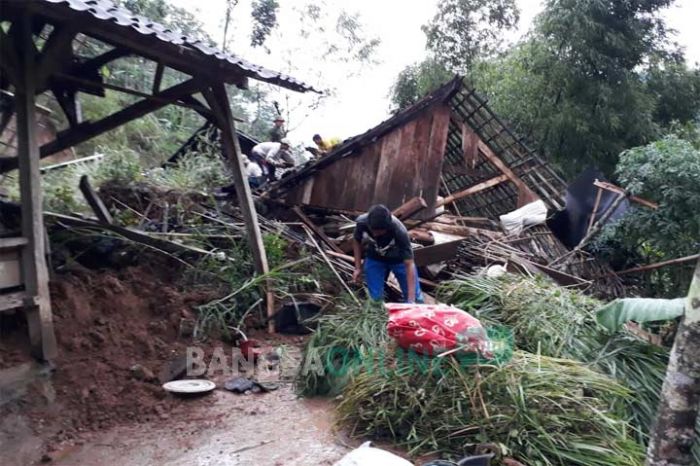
top-left (646, 256), bottom-right (700, 465)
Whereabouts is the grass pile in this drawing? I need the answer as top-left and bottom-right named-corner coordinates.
top-left (298, 292), bottom-right (647, 465)
top-left (336, 351), bottom-right (644, 465)
top-left (298, 299), bottom-right (388, 396)
top-left (438, 274), bottom-right (671, 445)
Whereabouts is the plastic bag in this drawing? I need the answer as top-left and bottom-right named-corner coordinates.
top-left (333, 441), bottom-right (412, 466)
top-left (386, 303), bottom-right (489, 356)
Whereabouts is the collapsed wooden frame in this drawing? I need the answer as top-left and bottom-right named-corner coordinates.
top-left (0, 0), bottom-right (317, 358)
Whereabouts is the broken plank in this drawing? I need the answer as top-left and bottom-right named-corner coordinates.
top-left (45, 213), bottom-right (210, 259)
top-left (599, 254), bottom-right (700, 278)
top-left (79, 175), bottom-right (113, 225)
top-left (435, 174), bottom-right (509, 208)
top-left (413, 239), bottom-right (464, 267)
top-left (422, 222), bottom-right (503, 240)
top-left (593, 180), bottom-right (658, 209)
top-left (409, 228), bottom-right (435, 246)
top-left (292, 206), bottom-right (344, 254)
top-left (392, 197), bottom-right (427, 221)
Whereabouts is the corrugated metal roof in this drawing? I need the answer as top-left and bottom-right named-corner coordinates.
top-left (18, 0), bottom-right (318, 93)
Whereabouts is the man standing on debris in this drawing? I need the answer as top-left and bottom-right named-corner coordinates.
top-left (352, 204), bottom-right (423, 303)
top-left (269, 117), bottom-right (286, 142)
top-left (250, 139), bottom-right (295, 181)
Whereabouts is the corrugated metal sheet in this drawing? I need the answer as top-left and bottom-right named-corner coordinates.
top-left (9, 0), bottom-right (317, 93)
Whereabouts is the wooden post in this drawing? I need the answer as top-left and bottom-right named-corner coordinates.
top-left (15, 16), bottom-right (57, 360)
top-left (204, 83), bottom-right (275, 333)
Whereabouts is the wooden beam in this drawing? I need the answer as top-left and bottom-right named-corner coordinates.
top-left (79, 175), bottom-right (113, 225)
top-left (204, 83), bottom-right (274, 332)
top-left (413, 239), bottom-right (463, 267)
top-left (14, 16), bottom-right (57, 361)
top-left (46, 212), bottom-right (212, 258)
top-left (51, 84), bottom-right (80, 127)
top-left (52, 72), bottom-right (212, 117)
top-left (598, 254), bottom-right (700, 279)
top-left (22, 78), bottom-right (202, 164)
top-left (586, 185), bottom-right (603, 235)
top-left (0, 27), bottom-right (19, 85)
top-left (35, 24), bottom-right (78, 89)
top-left (392, 197), bottom-right (428, 221)
top-left (292, 206), bottom-right (344, 255)
top-left (0, 292), bottom-right (38, 313)
top-left (435, 174), bottom-right (509, 208)
top-left (462, 122), bottom-right (479, 169)
top-left (0, 237), bottom-right (29, 249)
top-left (476, 138), bottom-right (539, 205)
top-left (422, 222), bottom-right (503, 240)
top-left (152, 62), bottom-right (165, 94)
top-left (74, 48), bottom-right (131, 75)
top-left (593, 180), bottom-right (658, 210)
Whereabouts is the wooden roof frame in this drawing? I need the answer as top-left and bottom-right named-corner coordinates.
top-left (265, 76), bottom-right (567, 220)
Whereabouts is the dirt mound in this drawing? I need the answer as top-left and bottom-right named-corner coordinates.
top-left (2, 258), bottom-right (223, 451)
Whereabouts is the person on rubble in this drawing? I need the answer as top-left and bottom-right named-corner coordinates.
top-left (312, 134), bottom-right (341, 155)
top-left (352, 204), bottom-right (423, 304)
top-left (269, 117), bottom-right (286, 143)
top-left (250, 139), bottom-right (295, 181)
top-left (242, 154), bottom-right (265, 188)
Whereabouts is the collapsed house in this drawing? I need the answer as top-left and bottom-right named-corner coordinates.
top-left (264, 77), bottom-right (618, 291)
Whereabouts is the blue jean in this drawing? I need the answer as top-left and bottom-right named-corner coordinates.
top-left (363, 257), bottom-right (424, 303)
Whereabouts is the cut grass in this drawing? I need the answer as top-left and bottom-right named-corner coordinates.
top-left (336, 351), bottom-right (644, 465)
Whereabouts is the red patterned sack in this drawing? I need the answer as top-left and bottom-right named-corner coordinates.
top-left (386, 303), bottom-right (489, 356)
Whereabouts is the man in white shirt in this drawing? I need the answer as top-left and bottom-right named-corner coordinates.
top-left (242, 155), bottom-right (265, 188)
top-left (251, 138), bottom-right (295, 181)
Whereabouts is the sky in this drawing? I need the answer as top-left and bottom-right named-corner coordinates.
top-left (171, 0), bottom-right (700, 144)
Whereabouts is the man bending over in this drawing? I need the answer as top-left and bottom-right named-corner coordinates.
top-left (352, 204), bottom-right (423, 303)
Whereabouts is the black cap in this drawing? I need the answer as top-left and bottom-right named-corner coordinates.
top-left (368, 204), bottom-right (392, 230)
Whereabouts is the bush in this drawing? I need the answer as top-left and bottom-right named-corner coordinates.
top-left (595, 136), bottom-right (700, 296)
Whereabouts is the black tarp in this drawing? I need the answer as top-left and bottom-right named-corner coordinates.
top-left (548, 168), bottom-right (629, 248)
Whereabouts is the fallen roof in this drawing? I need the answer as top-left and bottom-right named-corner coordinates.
top-left (2, 0), bottom-right (318, 93)
top-left (267, 76), bottom-right (464, 190)
top-left (266, 76), bottom-right (566, 212)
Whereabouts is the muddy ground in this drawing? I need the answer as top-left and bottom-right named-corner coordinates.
top-left (0, 259), bottom-right (353, 465)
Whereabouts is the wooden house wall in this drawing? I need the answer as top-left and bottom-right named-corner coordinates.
top-left (283, 104), bottom-right (451, 219)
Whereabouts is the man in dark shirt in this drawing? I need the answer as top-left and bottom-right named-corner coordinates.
top-left (352, 204), bottom-right (424, 303)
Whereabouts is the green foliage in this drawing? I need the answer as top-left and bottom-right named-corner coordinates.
top-left (596, 298), bottom-right (685, 333)
top-left (338, 351), bottom-right (643, 464)
top-left (35, 149), bottom-right (142, 213)
top-left (389, 58), bottom-right (454, 111)
top-left (93, 149), bottom-right (143, 186)
top-left (297, 300), bottom-right (388, 396)
top-left (646, 61), bottom-right (700, 127)
top-left (433, 0), bottom-right (700, 177)
top-left (147, 154), bottom-right (228, 192)
top-left (250, 0), bottom-right (279, 47)
top-left (438, 274), bottom-right (676, 447)
top-left (595, 136), bottom-right (700, 295)
top-left (422, 0), bottom-right (520, 72)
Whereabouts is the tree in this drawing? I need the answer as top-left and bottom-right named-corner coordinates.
top-left (646, 257), bottom-right (700, 465)
top-left (250, 0), bottom-right (279, 48)
top-left (389, 58), bottom-right (453, 111)
top-left (463, 0), bottom-right (700, 177)
top-left (593, 136), bottom-right (700, 296)
top-left (422, 0), bottom-right (520, 72)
